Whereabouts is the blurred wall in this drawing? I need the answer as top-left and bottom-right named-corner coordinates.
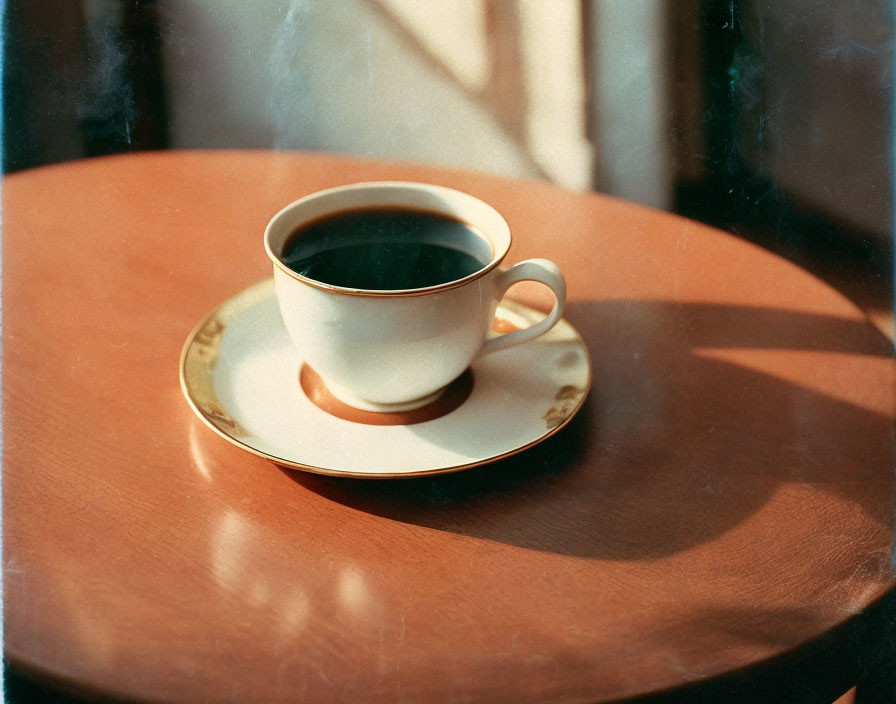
top-left (4, 0), bottom-right (892, 248)
top-left (587, 0), bottom-right (672, 210)
top-left (158, 0), bottom-right (593, 190)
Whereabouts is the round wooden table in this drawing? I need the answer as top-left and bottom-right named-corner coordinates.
top-left (5, 151), bottom-right (894, 703)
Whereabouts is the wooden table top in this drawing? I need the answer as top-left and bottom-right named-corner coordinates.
top-left (4, 151), bottom-right (895, 703)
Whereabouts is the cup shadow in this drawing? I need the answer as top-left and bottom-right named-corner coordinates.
top-left (283, 299), bottom-right (895, 561)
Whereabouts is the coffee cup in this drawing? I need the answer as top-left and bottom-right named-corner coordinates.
top-left (264, 181), bottom-right (566, 412)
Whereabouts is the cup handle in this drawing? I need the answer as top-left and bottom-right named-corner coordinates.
top-left (476, 258), bottom-right (567, 358)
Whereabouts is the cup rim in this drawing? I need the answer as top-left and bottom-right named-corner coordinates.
top-left (263, 181), bottom-right (511, 298)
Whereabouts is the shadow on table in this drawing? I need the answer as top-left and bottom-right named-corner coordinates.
top-left (3, 661), bottom-right (99, 704)
top-left (285, 299), bottom-right (895, 562)
top-left (615, 587), bottom-right (896, 704)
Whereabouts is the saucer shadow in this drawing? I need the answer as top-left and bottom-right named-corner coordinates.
top-left (283, 299), bottom-right (895, 561)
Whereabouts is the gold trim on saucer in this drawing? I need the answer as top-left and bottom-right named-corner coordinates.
top-left (179, 280), bottom-right (276, 439)
top-left (180, 281), bottom-right (592, 479)
top-left (543, 385), bottom-right (588, 430)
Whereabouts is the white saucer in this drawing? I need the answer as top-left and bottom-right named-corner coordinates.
top-left (180, 279), bottom-right (591, 478)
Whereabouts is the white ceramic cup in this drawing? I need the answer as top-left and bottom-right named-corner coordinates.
top-left (264, 182), bottom-right (566, 412)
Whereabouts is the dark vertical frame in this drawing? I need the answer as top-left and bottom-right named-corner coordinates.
top-left (2, 0), bottom-right (168, 173)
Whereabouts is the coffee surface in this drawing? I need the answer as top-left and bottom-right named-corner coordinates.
top-left (280, 208), bottom-right (491, 290)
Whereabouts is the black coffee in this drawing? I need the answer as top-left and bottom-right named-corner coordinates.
top-left (280, 207), bottom-right (492, 290)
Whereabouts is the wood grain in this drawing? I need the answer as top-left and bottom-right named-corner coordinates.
top-left (4, 151), bottom-right (894, 703)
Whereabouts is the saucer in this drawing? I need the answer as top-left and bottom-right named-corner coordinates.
top-left (180, 279), bottom-right (591, 478)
